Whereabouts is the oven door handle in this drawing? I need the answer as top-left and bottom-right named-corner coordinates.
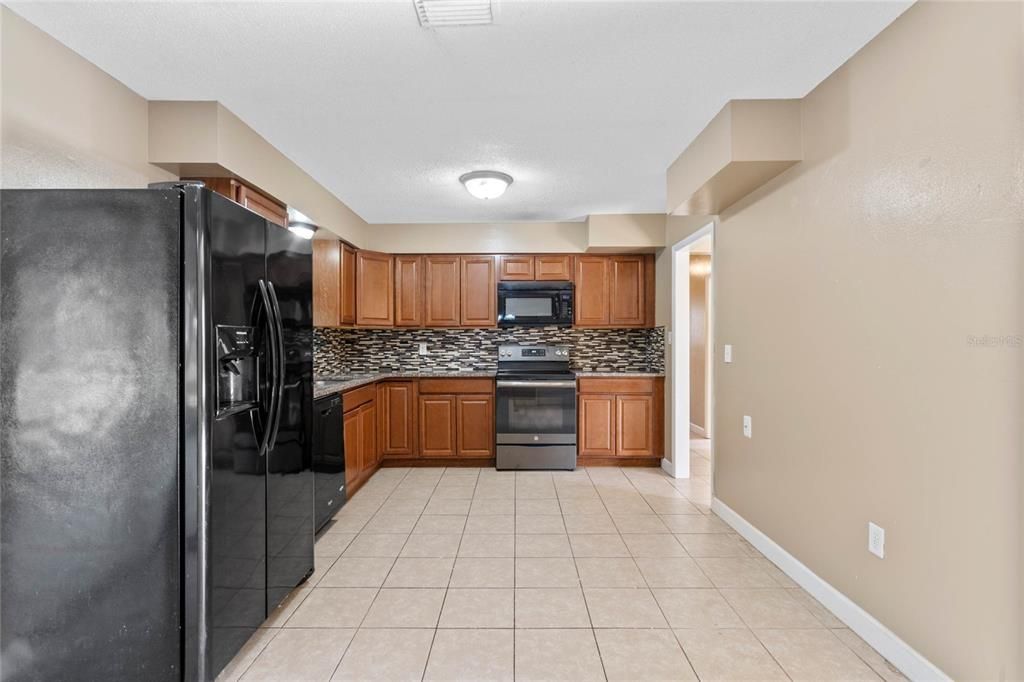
top-left (496, 380), bottom-right (577, 389)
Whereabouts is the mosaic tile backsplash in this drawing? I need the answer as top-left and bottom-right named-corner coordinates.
top-left (314, 326), bottom-right (665, 376)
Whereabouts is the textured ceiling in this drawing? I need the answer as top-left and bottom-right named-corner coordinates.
top-left (8, 1), bottom-right (911, 223)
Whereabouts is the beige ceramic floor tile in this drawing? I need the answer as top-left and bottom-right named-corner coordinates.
top-left (755, 629), bottom-right (881, 681)
top-left (382, 557), bottom-right (454, 588)
top-left (516, 533), bottom-right (572, 557)
top-left (319, 557), bottom-right (395, 588)
top-left (575, 558), bottom-right (646, 588)
top-left (242, 628), bottom-right (353, 682)
top-left (423, 498), bottom-right (472, 515)
top-left (516, 498), bottom-right (561, 515)
top-left (721, 588), bottom-right (823, 629)
top-left (449, 557), bottom-right (515, 588)
top-left (696, 558), bottom-right (778, 588)
top-left (584, 587), bottom-right (668, 628)
top-left (515, 514), bottom-right (567, 534)
top-left (562, 513), bottom-right (618, 534)
top-left (643, 495), bottom-right (702, 515)
top-left (622, 533), bottom-right (687, 558)
top-left (675, 628), bottom-right (788, 681)
top-left (515, 587), bottom-right (592, 628)
top-left (514, 629), bottom-right (605, 681)
top-left (659, 514), bottom-right (732, 534)
top-left (464, 514), bottom-right (515, 534)
top-left (322, 514), bottom-right (370, 534)
top-left (314, 533), bottom-right (357, 559)
top-left (424, 629), bottom-right (514, 682)
top-left (284, 588), bottom-right (378, 628)
top-left (515, 558), bottom-right (579, 587)
top-left (412, 515), bottom-right (467, 535)
top-left (363, 514), bottom-right (420, 534)
top-left (263, 587), bottom-right (312, 627)
top-left (377, 499), bottom-right (427, 516)
top-left (676, 533), bottom-right (749, 558)
top-left (789, 588), bottom-right (846, 627)
top-left (558, 498), bottom-right (608, 515)
top-left (217, 628), bottom-right (279, 682)
top-left (399, 533), bottom-right (461, 558)
top-left (596, 629), bottom-right (696, 681)
top-left (832, 629), bottom-right (908, 681)
top-left (569, 533), bottom-right (630, 557)
top-left (438, 588), bottom-right (514, 628)
top-left (470, 498), bottom-right (515, 515)
top-left (342, 533), bottom-right (408, 558)
top-left (635, 557), bottom-right (712, 588)
top-left (611, 514), bottom-right (670, 534)
top-left (652, 589), bottom-right (744, 629)
top-left (331, 628), bottom-right (434, 682)
top-left (458, 533), bottom-right (515, 558)
top-left (362, 588), bottom-right (445, 628)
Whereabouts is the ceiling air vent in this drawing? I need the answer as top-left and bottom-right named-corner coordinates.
top-left (414, 0), bottom-right (493, 28)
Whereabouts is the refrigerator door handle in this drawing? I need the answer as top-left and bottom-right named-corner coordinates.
top-left (265, 280), bottom-right (286, 452)
top-left (257, 279), bottom-right (280, 457)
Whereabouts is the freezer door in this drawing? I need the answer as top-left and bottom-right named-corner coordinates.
top-left (0, 190), bottom-right (182, 681)
top-left (206, 191), bottom-right (272, 677)
top-left (264, 223), bottom-right (315, 611)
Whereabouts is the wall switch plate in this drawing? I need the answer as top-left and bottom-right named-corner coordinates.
top-left (418, 342), bottom-right (429, 355)
top-left (724, 344), bottom-right (733, 363)
top-left (742, 415), bottom-right (752, 438)
top-left (868, 522), bottom-right (885, 558)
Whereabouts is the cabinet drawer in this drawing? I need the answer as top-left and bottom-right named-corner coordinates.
top-left (577, 377), bottom-right (656, 394)
top-left (342, 384), bottom-right (376, 411)
top-left (418, 378), bottom-right (494, 394)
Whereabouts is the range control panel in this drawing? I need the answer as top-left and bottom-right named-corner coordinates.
top-left (497, 345), bottom-right (571, 361)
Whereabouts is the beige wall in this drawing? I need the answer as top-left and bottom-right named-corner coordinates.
top-left (587, 213), bottom-right (664, 252)
top-left (364, 222), bottom-right (589, 254)
top-left (689, 256), bottom-right (710, 432)
top-left (0, 8), bottom-right (174, 188)
top-left (710, 2), bottom-right (1022, 678)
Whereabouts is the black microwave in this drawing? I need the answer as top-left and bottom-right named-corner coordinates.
top-left (497, 281), bottom-right (574, 327)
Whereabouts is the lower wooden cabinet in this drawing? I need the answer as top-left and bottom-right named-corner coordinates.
top-left (378, 381), bottom-right (417, 457)
top-left (457, 394), bottom-right (494, 456)
top-left (419, 395), bottom-right (457, 457)
top-left (342, 387), bottom-right (380, 491)
top-left (578, 377), bottom-right (663, 458)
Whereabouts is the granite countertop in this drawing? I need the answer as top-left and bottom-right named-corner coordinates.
top-left (314, 371), bottom-right (496, 399)
top-left (574, 371), bottom-right (665, 378)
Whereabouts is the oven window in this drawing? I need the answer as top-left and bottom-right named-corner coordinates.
top-left (496, 387), bottom-right (576, 435)
top-left (506, 297), bottom-right (553, 318)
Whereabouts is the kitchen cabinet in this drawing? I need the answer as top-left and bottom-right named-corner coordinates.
top-left (360, 402), bottom-right (378, 469)
top-left (419, 395), bottom-right (457, 457)
top-left (343, 408), bottom-right (361, 487)
top-left (499, 255), bottom-right (573, 282)
top-left (355, 250), bottom-right (394, 326)
top-left (189, 176), bottom-right (288, 227)
top-left (342, 385), bottom-right (379, 492)
top-left (424, 255), bottom-right (461, 326)
top-left (498, 255), bottom-right (534, 280)
top-left (608, 255), bottom-right (645, 326)
top-left (419, 378), bottom-right (494, 458)
top-left (394, 255), bottom-right (423, 327)
top-left (457, 394), bottom-right (494, 456)
top-left (574, 256), bottom-right (610, 326)
top-left (340, 244), bottom-right (356, 325)
top-left (460, 256), bottom-right (497, 326)
top-left (378, 381), bottom-right (417, 457)
top-left (578, 377), bottom-right (663, 459)
top-left (313, 240), bottom-right (340, 327)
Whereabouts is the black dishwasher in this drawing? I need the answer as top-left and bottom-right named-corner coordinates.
top-left (313, 395), bottom-right (346, 531)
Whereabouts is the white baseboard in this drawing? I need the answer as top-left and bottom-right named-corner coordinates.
top-left (711, 497), bottom-right (950, 682)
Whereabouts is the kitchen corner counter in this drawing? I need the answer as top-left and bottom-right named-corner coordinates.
top-left (314, 371), bottom-right (496, 399)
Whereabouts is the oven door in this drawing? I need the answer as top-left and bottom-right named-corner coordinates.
top-left (495, 379), bottom-right (577, 444)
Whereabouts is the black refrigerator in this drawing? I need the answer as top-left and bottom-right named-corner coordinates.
top-left (0, 185), bottom-right (315, 681)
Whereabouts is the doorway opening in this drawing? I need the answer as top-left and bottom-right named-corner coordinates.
top-left (665, 222), bottom-right (714, 488)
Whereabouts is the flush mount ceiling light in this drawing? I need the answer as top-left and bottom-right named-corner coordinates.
top-left (287, 208), bottom-right (318, 239)
top-left (459, 170), bottom-right (513, 200)
top-left (414, 0), bottom-right (493, 28)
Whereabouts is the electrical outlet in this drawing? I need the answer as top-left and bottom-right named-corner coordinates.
top-left (742, 415), bottom-right (752, 438)
top-left (418, 342), bottom-right (429, 355)
top-left (868, 522), bottom-right (885, 559)
top-left (666, 331), bottom-right (673, 345)
top-left (724, 344), bottom-right (733, 363)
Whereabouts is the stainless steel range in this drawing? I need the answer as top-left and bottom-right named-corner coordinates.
top-left (495, 344), bottom-right (577, 470)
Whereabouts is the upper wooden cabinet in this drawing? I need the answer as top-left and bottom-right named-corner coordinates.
top-left (575, 254), bottom-right (654, 328)
top-left (355, 250), bottom-right (394, 326)
top-left (424, 256), bottom-right (461, 327)
top-left (340, 245), bottom-right (356, 325)
top-left (394, 255), bottom-right (423, 327)
top-left (499, 255), bottom-right (573, 281)
top-left (460, 256), bottom-right (497, 327)
top-left (188, 176), bottom-right (287, 226)
top-left (575, 256), bottom-right (610, 326)
top-left (312, 240), bottom-right (341, 327)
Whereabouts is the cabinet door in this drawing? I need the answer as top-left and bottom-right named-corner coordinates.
top-left (343, 408), bottom-right (361, 486)
top-left (499, 255), bottom-right (535, 281)
top-left (236, 183), bottom-right (288, 227)
top-left (574, 256), bottom-right (610, 326)
top-left (379, 382), bottom-right (416, 457)
top-left (460, 256), bottom-right (496, 326)
top-left (355, 250), bottom-right (394, 326)
top-left (312, 240), bottom-right (340, 327)
top-left (424, 256), bottom-right (461, 326)
top-left (457, 394), bottom-right (494, 457)
top-left (340, 244), bottom-right (357, 325)
top-left (360, 402), bottom-right (378, 468)
top-left (394, 255), bottom-right (423, 327)
top-left (616, 395), bottom-right (654, 456)
top-left (608, 255), bottom-right (645, 326)
top-left (579, 394), bottom-right (616, 455)
top-left (419, 395), bottom-right (457, 457)
top-left (535, 255), bottom-right (573, 281)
